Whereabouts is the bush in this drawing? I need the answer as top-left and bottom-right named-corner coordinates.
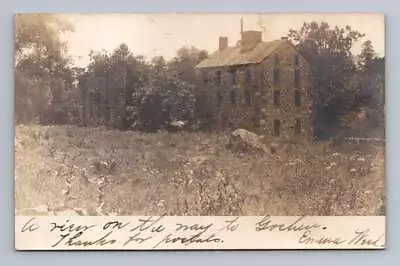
top-left (127, 79), bottom-right (196, 132)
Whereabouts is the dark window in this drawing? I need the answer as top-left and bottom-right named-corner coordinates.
top-left (230, 71), bottom-right (236, 85)
top-left (294, 54), bottom-right (299, 66)
top-left (89, 93), bottom-right (94, 117)
top-left (260, 84), bottom-right (265, 97)
top-left (245, 90), bottom-right (252, 106)
top-left (245, 69), bottom-right (251, 85)
top-left (215, 71), bottom-right (222, 85)
top-left (105, 103), bottom-right (110, 122)
top-left (273, 90), bottom-right (280, 107)
top-left (294, 69), bottom-right (300, 87)
top-left (294, 89), bottom-right (301, 107)
top-left (273, 68), bottom-right (280, 86)
top-left (260, 85), bottom-right (265, 97)
top-left (262, 71), bottom-right (269, 98)
top-left (260, 71), bottom-right (266, 96)
top-left (230, 88), bottom-right (236, 104)
top-left (252, 117), bottom-right (260, 128)
top-left (217, 91), bottom-right (223, 106)
top-left (274, 54), bottom-right (280, 65)
top-left (274, 119), bottom-right (280, 136)
top-left (202, 71), bottom-right (208, 84)
top-left (295, 118), bottom-right (301, 136)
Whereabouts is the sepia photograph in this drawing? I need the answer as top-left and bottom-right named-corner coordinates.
top-left (14, 13), bottom-right (385, 220)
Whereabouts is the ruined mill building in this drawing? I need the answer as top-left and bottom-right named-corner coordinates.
top-left (80, 20), bottom-right (314, 140)
top-left (195, 22), bottom-right (313, 140)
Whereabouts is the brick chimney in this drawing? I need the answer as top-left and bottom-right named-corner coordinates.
top-left (241, 30), bottom-right (262, 53)
top-left (219, 36), bottom-right (228, 51)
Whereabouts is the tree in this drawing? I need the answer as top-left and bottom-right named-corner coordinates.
top-left (14, 14), bottom-right (75, 124)
top-left (358, 40), bottom-right (375, 70)
top-left (345, 41), bottom-right (385, 138)
top-left (15, 14), bottom-right (73, 63)
top-left (167, 46), bottom-right (208, 83)
top-left (288, 21), bottom-right (365, 138)
top-left (128, 48), bottom-right (202, 132)
top-left (83, 44), bottom-right (152, 128)
top-left (82, 44), bottom-right (208, 132)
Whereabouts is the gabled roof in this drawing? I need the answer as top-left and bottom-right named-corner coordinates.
top-left (196, 39), bottom-right (287, 69)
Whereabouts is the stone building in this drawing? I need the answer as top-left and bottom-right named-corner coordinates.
top-left (195, 28), bottom-right (314, 140)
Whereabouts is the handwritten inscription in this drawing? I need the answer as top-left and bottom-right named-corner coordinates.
top-left (48, 219), bottom-right (116, 248)
top-left (16, 216), bottom-right (385, 250)
top-left (255, 216), bottom-right (321, 233)
top-left (103, 220), bottom-right (129, 230)
top-left (298, 230), bottom-right (347, 245)
top-left (50, 219), bottom-right (95, 233)
top-left (298, 228), bottom-right (385, 248)
top-left (21, 217), bottom-right (40, 233)
top-left (218, 217), bottom-right (240, 232)
top-left (51, 231), bottom-right (117, 248)
top-left (153, 221), bottom-right (222, 248)
top-left (123, 232), bottom-right (152, 246)
top-left (130, 216), bottom-right (166, 233)
top-left (347, 229), bottom-right (385, 247)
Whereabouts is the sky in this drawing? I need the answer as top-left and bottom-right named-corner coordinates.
top-left (60, 13), bottom-right (385, 67)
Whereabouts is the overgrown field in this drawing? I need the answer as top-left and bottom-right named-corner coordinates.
top-left (15, 125), bottom-right (385, 216)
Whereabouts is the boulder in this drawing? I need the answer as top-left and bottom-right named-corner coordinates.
top-left (228, 129), bottom-right (268, 153)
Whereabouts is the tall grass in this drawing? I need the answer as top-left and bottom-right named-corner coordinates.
top-left (15, 125), bottom-right (385, 216)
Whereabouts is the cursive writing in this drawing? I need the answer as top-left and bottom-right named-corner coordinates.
top-left (153, 231), bottom-right (222, 249)
top-left (16, 216), bottom-right (385, 250)
top-left (218, 217), bottom-right (240, 232)
top-left (175, 222), bottom-right (213, 233)
top-left (123, 232), bottom-right (153, 246)
top-left (298, 228), bottom-right (385, 248)
top-left (130, 215), bottom-right (166, 233)
top-left (347, 229), bottom-right (385, 248)
top-left (298, 230), bottom-right (346, 245)
top-left (255, 216), bottom-right (321, 233)
top-left (21, 217), bottom-right (40, 232)
top-left (49, 220), bottom-right (95, 233)
top-left (103, 220), bottom-right (130, 230)
top-left (51, 231), bottom-right (116, 248)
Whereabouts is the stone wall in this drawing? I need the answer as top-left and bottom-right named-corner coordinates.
top-left (257, 42), bottom-right (313, 140)
top-left (196, 64), bottom-right (259, 132)
top-left (196, 42), bottom-right (314, 140)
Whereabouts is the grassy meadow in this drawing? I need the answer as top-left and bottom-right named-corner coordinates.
top-left (15, 125), bottom-right (385, 216)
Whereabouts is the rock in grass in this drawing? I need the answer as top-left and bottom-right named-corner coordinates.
top-left (228, 129), bottom-right (268, 154)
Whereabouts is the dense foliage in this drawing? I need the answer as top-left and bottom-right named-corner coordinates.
top-left (14, 16), bottom-right (384, 138)
top-left (15, 14), bottom-right (79, 124)
top-left (82, 44), bottom-right (208, 131)
top-left (288, 22), bottom-right (385, 138)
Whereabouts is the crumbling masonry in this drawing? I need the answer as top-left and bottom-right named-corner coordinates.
top-left (195, 29), bottom-right (314, 140)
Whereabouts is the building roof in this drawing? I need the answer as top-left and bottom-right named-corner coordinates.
top-left (196, 39), bottom-right (287, 69)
